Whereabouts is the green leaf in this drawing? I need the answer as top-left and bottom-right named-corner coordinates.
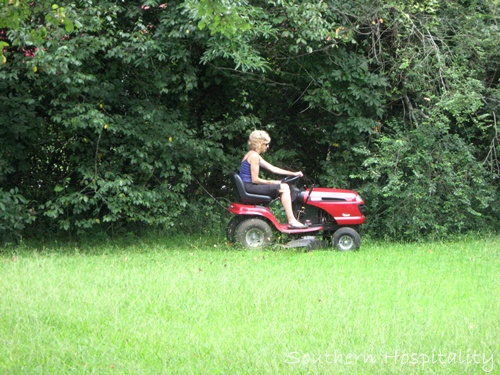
top-left (65, 19), bottom-right (74, 33)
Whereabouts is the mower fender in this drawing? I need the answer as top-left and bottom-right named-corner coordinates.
top-left (228, 203), bottom-right (281, 228)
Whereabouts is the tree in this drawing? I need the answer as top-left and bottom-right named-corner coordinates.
top-left (351, 0), bottom-right (499, 238)
top-left (0, 0), bottom-right (497, 242)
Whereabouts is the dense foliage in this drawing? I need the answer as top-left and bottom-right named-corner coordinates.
top-left (1, 0), bottom-right (498, 242)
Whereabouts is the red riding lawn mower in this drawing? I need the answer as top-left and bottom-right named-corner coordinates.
top-left (227, 173), bottom-right (366, 251)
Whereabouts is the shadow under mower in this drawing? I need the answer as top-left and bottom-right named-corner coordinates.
top-left (227, 174), bottom-right (365, 251)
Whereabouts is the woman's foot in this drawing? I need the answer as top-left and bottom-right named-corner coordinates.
top-left (288, 220), bottom-right (309, 229)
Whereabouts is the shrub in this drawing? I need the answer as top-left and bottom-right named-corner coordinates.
top-left (355, 119), bottom-right (496, 240)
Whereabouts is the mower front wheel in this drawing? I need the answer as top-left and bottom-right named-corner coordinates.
top-left (234, 218), bottom-right (273, 250)
top-left (332, 227), bottom-right (361, 251)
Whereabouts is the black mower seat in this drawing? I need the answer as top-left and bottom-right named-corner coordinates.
top-left (231, 173), bottom-right (273, 205)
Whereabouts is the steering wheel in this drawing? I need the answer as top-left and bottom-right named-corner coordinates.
top-left (281, 175), bottom-right (300, 184)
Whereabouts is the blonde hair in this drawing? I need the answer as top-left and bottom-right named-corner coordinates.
top-left (248, 130), bottom-right (271, 151)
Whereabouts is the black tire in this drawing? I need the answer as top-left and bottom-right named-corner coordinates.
top-left (234, 218), bottom-right (273, 250)
top-left (226, 216), bottom-right (243, 243)
top-left (333, 227), bottom-right (361, 251)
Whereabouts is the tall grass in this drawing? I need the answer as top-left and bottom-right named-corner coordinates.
top-left (1, 235), bottom-right (498, 374)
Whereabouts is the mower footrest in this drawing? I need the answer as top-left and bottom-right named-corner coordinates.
top-left (277, 224), bottom-right (323, 234)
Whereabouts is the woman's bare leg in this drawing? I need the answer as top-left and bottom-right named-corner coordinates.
top-left (279, 183), bottom-right (300, 224)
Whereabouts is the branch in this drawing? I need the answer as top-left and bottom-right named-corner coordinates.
top-left (484, 112), bottom-right (500, 178)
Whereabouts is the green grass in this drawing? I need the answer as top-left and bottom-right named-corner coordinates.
top-left (1, 235), bottom-right (499, 374)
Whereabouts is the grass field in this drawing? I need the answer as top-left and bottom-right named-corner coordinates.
top-left (1, 234), bottom-right (498, 374)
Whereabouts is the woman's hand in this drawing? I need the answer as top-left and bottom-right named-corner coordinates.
top-left (293, 171), bottom-right (303, 177)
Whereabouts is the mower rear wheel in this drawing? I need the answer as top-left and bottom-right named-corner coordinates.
top-left (333, 227), bottom-right (361, 251)
top-left (234, 218), bottom-right (273, 250)
top-left (226, 216), bottom-right (243, 243)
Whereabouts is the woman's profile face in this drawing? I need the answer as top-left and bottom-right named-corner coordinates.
top-left (260, 140), bottom-right (270, 153)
